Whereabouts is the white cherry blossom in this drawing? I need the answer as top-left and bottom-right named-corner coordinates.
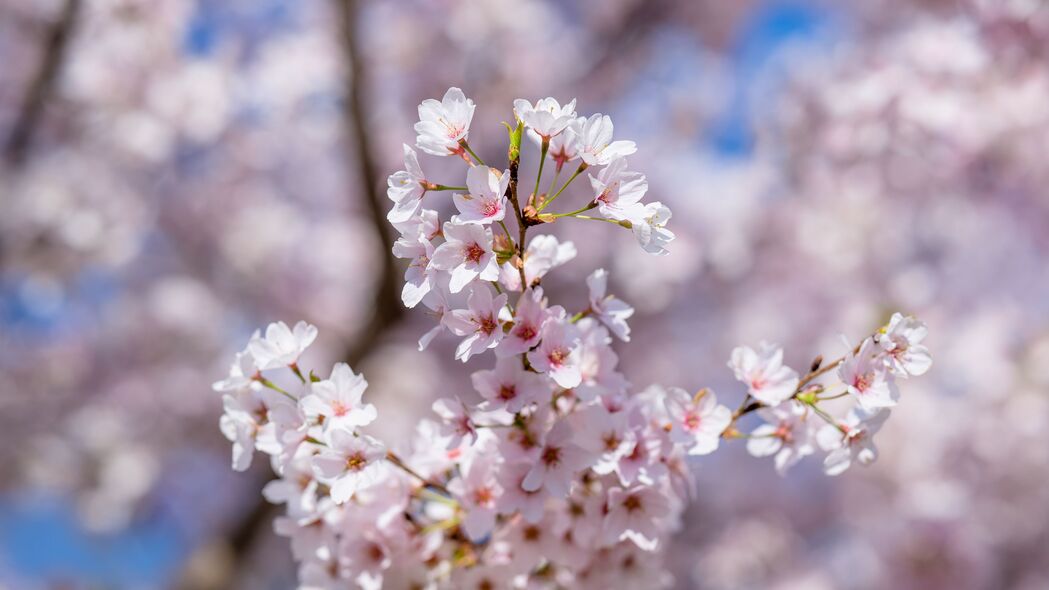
top-left (663, 387), bottom-right (731, 456)
top-left (839, 338), bottom-right (900, 411)
top-left (729, 342), bottom-right (800, 406)
top-left (817, 407), bottom-right (890, 476)
top-left (877, 313), bottom-right (933, 377)
top-left (586, 268), bottom-right (634, 342)
top-left (386, 144), bottom-right (430, 223)
top-left (527, 313), bottom-right (583, 389)
top-left (414, 87), bottom-right (475, 157)
top-left (746, 401), bottom-right (817, 475)
top-left (248, 320), bottom-right (318, 370)
top-left (443, 284), bottom-right (509, 362)
top-left (471, 357), bottom-right (551, 413)
top-left (631, 202), bottom-right (675, 256)
top-left (496, 287), bottom-right (550, 357)
top-left (432, 397), bottom-right (478, 449)
top-left (514, 97), bottom-right (578, 140)
top-left (603, 485), bottom-right (671, 551)
top-left (522, 420), bottom-right (591, 497)
top-left (311, 429), bottom-right (386, 503)
top-left (590, 157), bottom-right (648, 223)
top-left (453, 165), bottom-right (510, 225)
top-left (300, 363), bottom-right (377, 432)
top-left (428, 221), bottom-right (499, 293)
top-left (577, 114), bottom-right (638, 167)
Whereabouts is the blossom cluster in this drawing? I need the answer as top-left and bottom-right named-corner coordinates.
top-left (214, 88), bottom-right (932, 589)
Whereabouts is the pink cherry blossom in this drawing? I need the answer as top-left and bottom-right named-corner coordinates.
top-left (729, 342), bottom-right (800, 406)
top-left (415, 87), bottom-right (475, 157)
top-left (453, 165), bottom-right (510, 225)
top-left (428, 221), bottom-right (500, 293)
top-left (311, 429), bottom-right (386, 504)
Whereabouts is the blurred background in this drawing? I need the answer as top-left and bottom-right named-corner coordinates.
top-left (2, 0), bottom-right (1048, 588)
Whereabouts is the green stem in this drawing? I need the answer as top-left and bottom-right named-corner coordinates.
top-left (546, 166), bottom-right (562, 196)
top-left (552, 201), bottom-right (598, 218)
top-left (537, 163), bottom-right (586, 213)
top-left (532, 138), bottom-right (549, 202)
top-left (431, 184), bottom-right (466, 191)
top-left (804, 400), bottom-right (846, 432)
top-left (289, 363), bottom-right (306, 384)
top-left (459, 139), bottom-right (485, 166)
top-left (258, 377), bottom-right (296, 402)
top-left (574, 214), bottom-right (621, 225)
top-left (498, 220), bottom-right (513, 242)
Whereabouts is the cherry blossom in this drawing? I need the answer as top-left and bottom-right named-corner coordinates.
top-left (586, 269), bottom-right (634, 342)
top-left (527, 313), bottom-right (583, 389)
top-left (514, 97), bottom-right (578, 140)
top-left (209, 89), bottom-right (933, 590)
top-left (577, 114), bottom-right (638, 167)
top-left (631, 202), bottom-right (675, 256)
top-left (877, 313), bottom-right (933, 377)
top-left (311, 429), bottom-right (387, 503)
top-left (415, 87), bottom-right (475, 157)
top-left (212, 345), bottom-right (259, 392)
top-left (431, 397), bottom-right (478, 449)
top-left (604, 485), bottom-right (671, 551)
top-left (839, 338), bottom-right (901, 411)
top-left (300, 363), bottom-right (377, 432)
top-left (448, 448), bottom-right (503, 542)
top-left (663, 387), bottom-right (731, 456)
top-left (817, 407), bottom-right (890, 476)
top-left (499, 234), bottom-right (577, 291)
top-left (521, 420), bottom-right (591, 497)
top-left (728, 342), bottom-right (800, 406)
top-left (387, 144), bottom-right (430, 223)
top-left (443, 284), bottom-right (509, 362)
top-left (472, 357), bottom-right (551, 413)
top-left (545, 116), bottom-right (584, 172)
top-left (453, 165), bottom-right (510, 224)
top-left (428, 222), bottom-right (499, 293)
top-left (248, 320), bottom-right (319, 370)
top-left (590, 157), bottom-right (648, 223)
top-left (746, 402), bottom-right (817, 475)
top-left (496, 287), bottom-right (550, 357)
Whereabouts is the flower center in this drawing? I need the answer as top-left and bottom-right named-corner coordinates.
top-left (498, 384), bottom-right (516, 401)
top-left (541, 445), bottom-right (562, 467)
top-left (330, 400), bottom-right (350, 417)
top-left (854, 372), bottom-right (873, 392)
top-left (465, 242), bottom-right (485, 263)
top-left (481, 200), bottom-right (500, 217)
top-left (623, 494), bottom-right (643, 513)
top-left (478, 314), bottom-right (496, 335)
top-left (473, 486), bottom-right (494, 506)
top-left (515, 323), bottom-right (537, 342)
top-left (548, 347), bottom-right (567, 367)
top-left (345, 452), bottom-right (367, 472)
top-left (683, 412), bottom-right (702, 432)
top-left (522, 525), bottom-right (542, 542)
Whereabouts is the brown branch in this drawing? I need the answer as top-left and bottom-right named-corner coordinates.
top-left (4, 0), bottom-right (80, 166)
top-left (178, 1), bottom-right (407, 587)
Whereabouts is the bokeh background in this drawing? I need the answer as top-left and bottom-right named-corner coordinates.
top-left (2, 0), bottom-right (1048, 588)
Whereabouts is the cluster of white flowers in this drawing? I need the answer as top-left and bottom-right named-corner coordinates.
top-left (214, 88), bottom-right (932, 589)
top-left (732, 312), bottom-right (931, 477)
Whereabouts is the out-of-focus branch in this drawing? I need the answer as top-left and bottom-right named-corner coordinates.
top-left (4, 0), bottom-right (80, 167)
top-left (337, 0), bottom-right (404, 363)
top-left (177, 1), bottom-right (405, 587)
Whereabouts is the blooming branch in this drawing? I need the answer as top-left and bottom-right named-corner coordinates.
top-left (213, 88), bottom-right (932, 588)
